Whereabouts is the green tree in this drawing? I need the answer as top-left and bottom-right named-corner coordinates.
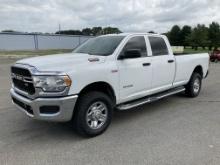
top-left (55, 30), bottom-right (82, 35)
top-left (167, 25), bottom-right (181, 46)
top-left (180, 25), bottom-right (192, 47)
top-left (148, 31), bottom-right (156, 34)
top-left (82, 28), bottom-right (92, 35)
top-left (1, 30), bottom-right (15, 33)
top-left (208, 22), bottom-right (220, 50)
top-left (186, 24), bottom-right (208, 50)
top-left (91, 27), bottom-right (102, 35)
top-left (102, 27), bottom-right (121, 34)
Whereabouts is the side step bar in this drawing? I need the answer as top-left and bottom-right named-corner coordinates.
top-left (117, 86), bottom-right (185, 111)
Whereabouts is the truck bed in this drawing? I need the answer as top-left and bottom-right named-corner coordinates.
top-left (173, 53), bottom-right (209, 87)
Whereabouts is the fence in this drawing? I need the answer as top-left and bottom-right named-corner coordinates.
top-left (0, 33), bottom-right (93, 51)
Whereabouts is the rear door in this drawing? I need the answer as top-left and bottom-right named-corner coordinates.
top-left (117, 35), bottom-right (152, 102)
top-left (148, 36), bottom-right (175, 93)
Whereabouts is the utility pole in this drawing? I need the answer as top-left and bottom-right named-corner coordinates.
top-left (58, 23), bottom-right (61, 34)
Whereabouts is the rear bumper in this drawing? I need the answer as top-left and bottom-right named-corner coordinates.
top-left (10, 88), bottom-right (78, 122)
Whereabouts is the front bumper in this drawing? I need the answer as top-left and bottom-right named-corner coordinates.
top-left (10, 88), bottom-right (78, 122)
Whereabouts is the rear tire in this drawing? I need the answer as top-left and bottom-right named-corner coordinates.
top-left (185, 72), bottom-right (202, 97)
top-left (73, 91), bottom-right (113, 137)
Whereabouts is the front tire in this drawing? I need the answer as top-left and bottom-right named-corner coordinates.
top-left (185, 72), bottom-right (202, 97)
top-left (73, 91), bottom-right (113, 137)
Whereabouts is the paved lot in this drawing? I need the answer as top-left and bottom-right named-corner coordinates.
top-left (0, 58), bottom-right (220, 165)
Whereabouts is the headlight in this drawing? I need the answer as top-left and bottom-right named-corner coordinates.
top-left (33, 75), bottom-right (72, 92)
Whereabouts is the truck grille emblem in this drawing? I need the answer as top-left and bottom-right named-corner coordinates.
top-left (12, 73), bottom-right (23, 81)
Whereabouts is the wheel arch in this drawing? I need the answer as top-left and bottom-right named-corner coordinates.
top-left (192, 65), bottom-right (203, 78)
top-left (77, 81), bottom-right (116, 105)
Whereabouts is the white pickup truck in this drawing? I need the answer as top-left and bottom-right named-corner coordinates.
top-left (10, 33), bottom-right (209, 137)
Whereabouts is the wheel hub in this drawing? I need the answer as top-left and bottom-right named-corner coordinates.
top-left (86, 101), bottom-right (107, 129)
top-left (91, 110), bottom-right (101, 120)
top-left (193, 78), bottom-right (200, 93)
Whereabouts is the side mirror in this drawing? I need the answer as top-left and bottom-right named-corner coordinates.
top-left (119, 49), bottom-right (141, 60)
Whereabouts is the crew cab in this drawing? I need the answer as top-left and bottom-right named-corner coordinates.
top-left (10, 33), bottom-right (209, 137)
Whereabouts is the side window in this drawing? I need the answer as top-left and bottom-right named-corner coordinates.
top-left (149, 37), bottom-right (169, 56)
top-left (121, 36), bottom-right (147, 57)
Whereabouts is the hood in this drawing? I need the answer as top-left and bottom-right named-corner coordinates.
top-left (16, 53), bottom-right (106, 73)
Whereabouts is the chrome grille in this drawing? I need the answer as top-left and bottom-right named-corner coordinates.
top-left (11, 66), bottom-right (35, 95)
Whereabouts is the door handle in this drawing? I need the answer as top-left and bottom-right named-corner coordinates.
top-left (143, 63), bottom-right (151, 66)
top-left (168, 60), bottom-right (174, 63)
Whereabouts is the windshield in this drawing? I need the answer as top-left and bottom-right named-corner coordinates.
top-left (73, 36), bottom-right (125, 56)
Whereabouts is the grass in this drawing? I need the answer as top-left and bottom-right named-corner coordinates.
top-left (183, 47), bottom-right (211, 54)
top-left (0, 49), bottom-right (73, 56)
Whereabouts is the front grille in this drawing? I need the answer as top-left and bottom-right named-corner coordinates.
top-left (12, 97), bottom-right (33, 115)
top-left (11, 66), bottom-right (35, 95)
top-left (11, 66), bottom-right (31, 77)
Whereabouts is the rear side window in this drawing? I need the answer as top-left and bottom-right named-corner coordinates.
top-left (121, 36), bottom-right (147, 57)
top-left (149, 37), bottom-right (169, 56)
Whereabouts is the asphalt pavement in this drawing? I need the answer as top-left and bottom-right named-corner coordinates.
top-left (0, 58), bottom-right (220, 165)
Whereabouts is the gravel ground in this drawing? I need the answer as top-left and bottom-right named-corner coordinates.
top-left (0, 58), bottom-right (219, 165)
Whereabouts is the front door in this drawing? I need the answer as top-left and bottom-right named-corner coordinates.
top-left (117, 36), bottom-right (152, 103)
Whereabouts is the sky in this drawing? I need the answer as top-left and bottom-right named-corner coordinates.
top-left (0, 0), bottom-right (219, 33)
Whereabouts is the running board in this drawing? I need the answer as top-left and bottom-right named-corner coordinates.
top-left (117, 87), bottom-right (185, 111)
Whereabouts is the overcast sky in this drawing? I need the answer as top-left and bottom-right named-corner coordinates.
top-left (0, 0), bottom-right (218, 33)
